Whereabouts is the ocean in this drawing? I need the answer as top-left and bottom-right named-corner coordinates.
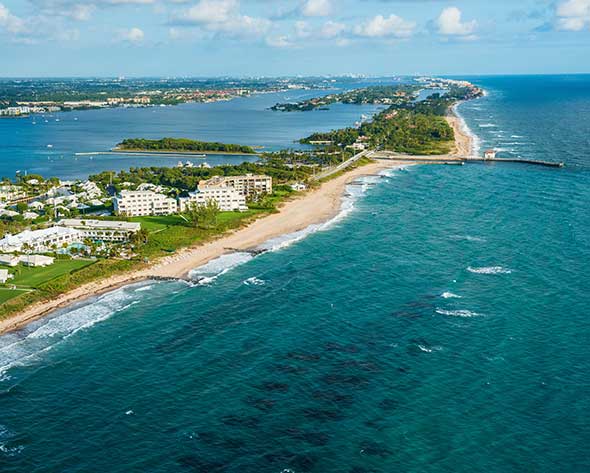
top-left (1, 75), bottom-right (590, 472)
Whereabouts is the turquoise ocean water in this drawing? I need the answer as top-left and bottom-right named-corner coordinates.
top-left (1, 75), bottom-right (590, 472)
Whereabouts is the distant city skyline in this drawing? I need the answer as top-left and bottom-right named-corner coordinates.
top-left (1, 0), bottom-right (590, 76)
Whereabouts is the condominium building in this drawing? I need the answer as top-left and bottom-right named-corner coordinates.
top-left (178, 182), bottom-right (247, 212)
top-left (58, 219), bottom-right (141, 243)
top-left (114, 190), bottom-right (178, 217)
top-left (199, 174), bottom-right (272, 199)
top-left (0, 227), bottom-right (82, 253)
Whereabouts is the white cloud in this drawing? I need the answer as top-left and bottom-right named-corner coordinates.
top-left (320, 20), bottom-right (346, 38)
top-left (555, 0), bottom-right (590, 31)
top-left (302, 0), bottom-right (331, 17)
top-left (182, 0), bottom-right (237, 24)
top-left (119, 26), bottom-right (145, 43)
top-left (354, 14), bottom-right (415, 38)
top-left (266, 35), bottom-right (293, 48)
top-left (174, 0), bottom-right (270, 38)
top-left (0, 3), bottom-right (27, 34)
top-left (436, 7), bottom-right (477, 36)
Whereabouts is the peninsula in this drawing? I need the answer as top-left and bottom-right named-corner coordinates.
top-left (0, 79), bottom-right (483, 335)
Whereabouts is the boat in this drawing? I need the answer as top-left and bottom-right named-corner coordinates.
top-left (194, 154), bottom-right (206, 158)
top-left (46, 144), bottom-right (53, 148)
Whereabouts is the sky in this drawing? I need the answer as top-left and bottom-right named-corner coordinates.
top-left (1, 0), bottom-right (590, 77)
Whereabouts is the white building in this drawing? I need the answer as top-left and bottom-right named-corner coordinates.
top-left (484, 149), bottom-right (497, 160)
top-left (0, 269), bottom-right (11, 283)
top-left (290, 183), bottom-right (307, 191)
top-left (0, 227), bottom-right (82, 253)
top-left (19, 255), bottom-right (55, 267)
top-left (200, 174), bottom-right (272, 199)
top-left (0, 185), bottom-right (26, 203)
top-left (114, 190), bottom-right (178, 217)
top-left (178, 182), bottom-right (247, 212)
top-left (58, 219), bottom-right (141, 243)
top-left (0, 255), bottom-right (19, 267)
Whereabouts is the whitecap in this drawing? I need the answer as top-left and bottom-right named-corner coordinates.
top-left (436, 308), bottom-right (481, 318)
top-left (188, 252), bottom-right (253, 285)
top-left (243, 277), bottom-right (266, 286)
top-left (441, 292), bottom-right (462, 299)
top-left (467, 266), bottom-right (512, 275)
top-left (450, 235), bottom-right (486, 243)
top-left (417, 344), bottom-right (433, 353)
top-left (478, 123), bottom-right (498, 128)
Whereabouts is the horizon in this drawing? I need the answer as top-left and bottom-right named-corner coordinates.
top-left (1, 0), bottom-right (590, 76)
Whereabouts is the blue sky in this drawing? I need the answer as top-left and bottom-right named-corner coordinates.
top-left (1, 0), bottom-right (590, 76)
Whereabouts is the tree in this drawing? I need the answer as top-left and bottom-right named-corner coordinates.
top-left (130, 228), bottom-right (149, 248)
top-left (184, 200), bottom-right (220, 229)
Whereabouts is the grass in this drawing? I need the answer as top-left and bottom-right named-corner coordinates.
top-left (8, 259), bottom-right (96, 288)
top-left (0, 288), bottom-right (29, 304)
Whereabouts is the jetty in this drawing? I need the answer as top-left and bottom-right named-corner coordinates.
top-left (372, 150), bottom-right (564, 168)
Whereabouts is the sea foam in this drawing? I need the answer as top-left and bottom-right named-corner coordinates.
top-left (436, 308), bottom-right (481, 318)
top-left (467, 266), bottom-right (512, 275)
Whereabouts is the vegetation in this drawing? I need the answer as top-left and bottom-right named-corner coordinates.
top-left (8, 259), bottom-right (96, 288)
top-left (272, 85), bottom-right (419, 112)
top-left (117, 138), bottom-right (256, 154)
top-left (184, 201), bottom-right (220, 229)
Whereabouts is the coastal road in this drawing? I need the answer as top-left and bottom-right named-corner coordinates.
top-left (313, 149), bottom-right (373, 181)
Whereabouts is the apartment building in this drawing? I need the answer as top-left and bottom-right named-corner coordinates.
top-left (199, 174), bottom-right (272, 199)
top-left (0, 227), bottom-right (81, 253)
top-left (114, 190), bottom-right (178, 217)
top-left (178, 183), bottom-right (247, 212)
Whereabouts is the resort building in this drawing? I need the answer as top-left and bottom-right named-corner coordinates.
top-left (58, 219), bottom-right (141, 243)
top-left (0, 269), bottom-right (11, 283)
top-left (0, 227), bottom-right (82, 253)
top-left (178, 182), bottom-right (247, 212)
top-left (19, 255), bottom-right (55, 267)
top-left (0, 185), bottom-right (26, 203)
top-left (199, 174), bottom-right (272, 199)
top-left (114, 190), bottom-right (178, 217)
top-left (0, 255), bottom-right (19, 267)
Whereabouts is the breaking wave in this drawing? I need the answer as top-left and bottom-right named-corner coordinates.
top-left (467, 266), bottom-right (512, 275)
top-left (436, 308), bottom-right (481, 318)
top-left (441, 292), bottom-right (462, 299)
top-left (0, 283), bottom-right (153, 378)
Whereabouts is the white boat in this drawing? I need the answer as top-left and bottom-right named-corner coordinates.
top-left (46, 144), bottom-right (53, 148)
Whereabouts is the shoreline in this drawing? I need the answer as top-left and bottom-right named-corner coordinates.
top-left (0, 97), bottom-right (478, 336)
top-left (0, 159), bottom-right (411, 336)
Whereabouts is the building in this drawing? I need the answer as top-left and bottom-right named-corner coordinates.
top-left (19, 255), bottom-right (55, 267)
top-left (178, 183), bottom-right (247, 212)
top-left (290, 183), bottom-right (307, 191)
top-left (0, 255), bottom-right (19, 267)
top-left (484, 149), bottom-right (497, 160)
top-left (114, 190), bottom-right (178, 217)
top-left (199, 174), bottom-right (272, 199)
top-left (0, 227), bottom-right (82, 253)
top-left (58, 219), bottom-right (141, 243)
top-left (0, 269), bottom-right (10, 283)
top-left (0, 185), bottom-right (26, 203)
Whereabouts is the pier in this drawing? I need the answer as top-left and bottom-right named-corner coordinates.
top-left (465, 157), bottom-right (565, 168)
top-left (372, 150), bottom-right (565, 168)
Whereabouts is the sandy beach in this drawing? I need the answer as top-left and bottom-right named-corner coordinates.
top-left (0, 104), bottom-right (476, 336)
top-left (446, 106), bottom-right (475, 158)
top-left (0, 159), bottom-right (410, 335)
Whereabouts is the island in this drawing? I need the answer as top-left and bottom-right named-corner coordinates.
top-left (115, 138), bottom-right (257, 155)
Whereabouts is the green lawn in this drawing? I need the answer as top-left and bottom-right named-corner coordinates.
top-left (0, 288), bottom-right (29, 304)
top-left (8, 259), bottom-right (96, 288)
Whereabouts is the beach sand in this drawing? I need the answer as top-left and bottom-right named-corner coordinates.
top-left (0, 159), bottom-right (410, 335)
top-left (446, 107), bottom-right (474, 158)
